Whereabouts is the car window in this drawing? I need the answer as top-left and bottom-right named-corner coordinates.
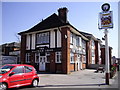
top-left (1, 65), bottom-right (14, 69)
top-left (12, 66), bottom-right (24, 75)
top-left (0, 65), bottom-right (15, 74)
top-left (24, 66), bottom-right (33, 73)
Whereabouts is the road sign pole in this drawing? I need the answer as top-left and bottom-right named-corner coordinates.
top-left (104, 29), bottom-right (110, 85)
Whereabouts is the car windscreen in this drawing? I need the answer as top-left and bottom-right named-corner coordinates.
top-left (0, 65), bottom-right (15, 74)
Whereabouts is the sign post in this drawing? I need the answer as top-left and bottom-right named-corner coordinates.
top-left (104, 29), bottom-right (110, 85)
top-left (98, 3), bottom-right (113, 85)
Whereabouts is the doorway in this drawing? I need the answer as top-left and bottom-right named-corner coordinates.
top-left (39, 56), bottom-right (46, 71)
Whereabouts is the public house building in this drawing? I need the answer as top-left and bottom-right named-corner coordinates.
top-left (19, 7), bottom-right (101, 74)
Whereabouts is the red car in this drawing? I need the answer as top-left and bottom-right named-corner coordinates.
top-left (0, 64), bottom-right (39, 90)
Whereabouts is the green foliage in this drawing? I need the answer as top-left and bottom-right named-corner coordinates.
top-left (111, 66), bottom-right (116, 72)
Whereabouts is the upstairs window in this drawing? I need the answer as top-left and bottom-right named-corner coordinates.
top-left (36, 32), bottom-right (49, 44)
top-left (76, 36), bottom-right (80, 46)
top-left (70, 33), bottom-right (73, 44)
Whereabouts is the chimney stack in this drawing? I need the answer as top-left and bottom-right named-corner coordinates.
top-left (58, 7), bottom-right (68, 23)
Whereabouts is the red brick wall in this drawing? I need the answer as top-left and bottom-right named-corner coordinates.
top-left (74, 53), bottom-right (77, 71)
top-left (101, 48), bottom-right (105, 64)
top-left (82, 64), bottom-right (86, 69)
top-left (46, 63), bottom-right (50, 72)
top-left (30, 52), bottom-right (35, 66)
top-left (56, 64), bottom-right (62, 73)
top-left (101, 47), bottom-right (112, 66)
top-left (95, 41), bottom-right (99, 64)
top-left (50, 52), bottom-right (55, 73)
top-left (86, 41), bottom-right (91, 66)
top-left (61, 27), bottom-right (70, 74)
top-left (70, 64), bottom-right (75, 72)
top-left (86, 41), bottom-right (89, 68)
top-left (20, 35), bottom-right (26, 64)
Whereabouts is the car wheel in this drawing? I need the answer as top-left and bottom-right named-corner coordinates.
top-left (32, 79), bottom-right (38, 87)
top-left (0, 83), bottom-right (8, 90)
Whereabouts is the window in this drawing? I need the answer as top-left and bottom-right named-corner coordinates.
top-left (92, 56), bottom-right (95, 64)
top-left (35, 53), bottom-right (39, 63)
top-left (82, 40), bottom-right (86, 49)
top-left (26, 53), bottom-right (31, 63)
top-left (92, 49), bottom-right (95, 56)
top-left (36, 32), bottom-right (49, 44)
top-left (83, 55), bottom-right (86, 63)
top-left (70, 33), bottom-right (73, 44)
top-left (12, 66), bottom-right (24, 74)
top-left (70, 53), bottom-right (74, 63)
top-left (24, 66), bottom-right (32, 73)
top-left (46, 52), bottom-right (50, 63)
top-left (76, 36), bottom-right (80, 46)
top-left (55, 52), bottom-right (61, 63)
top-left (91, 40), bottom-right (95, 46)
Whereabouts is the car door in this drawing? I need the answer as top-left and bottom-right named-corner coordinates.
top-left (22, 66), bottom-right (33, 84)
top-left (8, 66), bottom-right (25, 87)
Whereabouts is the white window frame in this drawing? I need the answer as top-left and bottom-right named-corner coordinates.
top-left (26, 53), bottom-right (30, 63)
top-left (46, 52), bottom-right (50, 63)
top-left (55, 52), bottom-right (61, 63)
top-left (36, 32), bottom-right (49, 44)
top-left (70, 52), bottom-right (74, 63)
top-left (70, 33), bottom-right (73, 44)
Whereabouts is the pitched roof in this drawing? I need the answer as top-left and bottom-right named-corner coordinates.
top-left (79, 31), bottom-right (98, 41)
top-left (18, 13), bottom-right (69, 35)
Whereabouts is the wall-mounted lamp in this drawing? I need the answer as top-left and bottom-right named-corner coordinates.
top-left (65, 35), bottom-right (68, 39)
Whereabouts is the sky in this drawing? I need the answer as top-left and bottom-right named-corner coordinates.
top-left (1, 0), bottom-right (119, 57)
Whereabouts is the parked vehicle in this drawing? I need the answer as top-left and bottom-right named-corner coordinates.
top-left (0, 64), bottom-right (39, 90)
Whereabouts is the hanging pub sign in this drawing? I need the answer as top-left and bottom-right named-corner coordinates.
top-left (98, 11), bottom-right (113, 29)
top-left (98, 3), bottom-right (113, 29)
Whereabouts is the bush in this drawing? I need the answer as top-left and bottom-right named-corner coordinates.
top-left (110, 65), bottom-right (117, 78)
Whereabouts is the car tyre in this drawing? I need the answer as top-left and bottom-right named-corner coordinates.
top-left (1, 83), bottom-right (8, 90)
top-left (32, 79), bottom-right (38, 87)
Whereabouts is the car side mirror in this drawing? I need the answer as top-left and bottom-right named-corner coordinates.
top-left (9, 72), bottom-right (15, 76)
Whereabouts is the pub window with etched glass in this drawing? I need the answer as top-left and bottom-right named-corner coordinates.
top-left (26, 53), bottom-right (31, 63)
top-left (55, 52), bottom-right (61, 63)
top-left (36, 32), bottom-right (49, 44)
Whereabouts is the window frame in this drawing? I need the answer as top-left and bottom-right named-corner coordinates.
top-left (70, 52), bottom-right (74, 63)
top-left (55, 52), bottom-right (61, 63)
top-left (36, 32), bottom-right (50, 45)
top-left (26, 53), bottom-right (31, 63)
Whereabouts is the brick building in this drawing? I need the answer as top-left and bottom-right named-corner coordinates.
top-left (18, 7), bottom-right (91, 74)
top-left (80, 32), bottom-right (102, 68)
top-left (100, 45), bottom-right (113, 68)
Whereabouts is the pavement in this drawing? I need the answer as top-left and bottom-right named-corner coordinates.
top-left (37, 69), bottom-right (119, 88)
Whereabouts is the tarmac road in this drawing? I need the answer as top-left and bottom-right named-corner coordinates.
top-left (7, 69), bottom-right (119, 90)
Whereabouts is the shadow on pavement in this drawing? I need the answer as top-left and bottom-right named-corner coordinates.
top-left (38, 83), bottom-right (106, 88)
